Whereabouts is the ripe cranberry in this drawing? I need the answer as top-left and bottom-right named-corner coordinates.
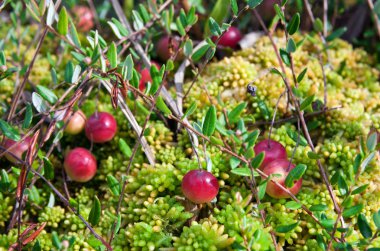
top-left (253, 139), bottom-right (287, 169)
top-left (156, 36), bottom-right (180, 61)
top-left (137, 61), bottom-right (160, 91)
top-left (181, 169), bottom-right (219, 204)
top-left (215, 26), bottom-right (242, 48)
top-left (73, 6), bottom-right (94, 32)
top-left (64, 147), bottom-right (97, 182)
top-left (3, 136), bottom-right (32, 163)
top-left (64, 110), bottom-right (86, 135)
top-left (262, 159), bottom-right (302, 199)
top-left (85, 112), bottom-right (117, 143)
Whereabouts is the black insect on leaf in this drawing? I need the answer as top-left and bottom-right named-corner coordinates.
top-left (247, 84), bottom-right (257, 97)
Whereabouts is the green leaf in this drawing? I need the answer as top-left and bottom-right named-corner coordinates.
top-left (65, 61), bottom-right (74, 83)
top-left (286, 128), bottom-right (308, 146)
top-left (184, 39), bottom-right (193, 57)
top-left (88, 196), bottom-right (101, 226)
top-left (22, 104), bottom-right (33, 130)
top-left (286, 38), bottom-right (297, 53)
top-left (0, 119), bottom-right (20, 141)
top-left (166, 60), bottom-right (174, 71)
top-left (251, 152), bottom-right (265, 169)
top-left (338, 175), bottom-right (348, 196)
top-left (36, 85), bottom-right (58, 104)
top-left (69, 19), bottom-right (81, 48)
top-left (245, 129), bottom-right (260, 148)
top-left (231, 167), bottom-right (259, 177)
top-left (257, 100), bottom-right (270, 120)
top-left (108, 21), bottom-right (123, 39)
top-left (107, 42), bottom-right (117, 69)
top-left (300, 95), bottom-right (314, 110)
top-left (182, 101), bottom-right (197, 119)
top-left (53, 131), bottom-right (63, 144)
top-left (208, 17), bottom-right (221, 36)
top-left (32, 240), bottom-right (41, 251)
top-left (228, 102), bottom-right (247, 124)
top-left (149, 64), bottom-right (165, 95)
top-left (0, 51), bottom-right (6, 66)
top-left (119, 138), bottom-right (132, 158)
top-left (281, 0), bottom-right (288, 6)
top-left (373, 210), bottom-right (380, 229)
top-left (270, 67), bottom-right (284, 77)
top-left (247, 0), bottom-right (263, 8)
top-left (273, 4), bottom-right (285, 23)
top-left (192, 44), bottom-right (211, 62)
top-left (326, 27), bottom-right (347, 42)
top-left (285, 164), bottom-right (306, 188)
top-left (358, 214), bottom-right (372, 238)
top-left (114, 214), bottom-right (122, 235)
top-left (285, 201), bottom-right (302, 210)
top-left (204, 0), bottom-right (229, 36)
top-left (51, 231), bottom-right (61, 249)
top-left (202, 105), bottom-right (217, 136)
top-left (230, 0), bottom-right (238, 15)
top-left (32, 93), bottom-right (49, 113)
top-left (367, 248), bottom-right (380, 251)
top-left (276, 222), bottom-right (299, 233)
top-left (57, 7), bottom-right (68, 35)
top-left (176, 17), bottom-right (186, 36)
top-left (309, 204), bottom-right (328, 212)
top-left (107, 174), bottom-right (120, 196)
top-left (313, 18), bottom-right (323, 32)
top-left (132, 10), bottom-right (144, 30)
top-left (351, 184), bottom-right (369, 195)
top-left (286, 13), bottom-right (300, 35)
top-left (316, 234), bottom-right (326, 251)
top-left (359, 152), bottom-right (376, 174)
top-left (0, 169), bottom-right (10, 192)
top-left (51, 68), bottom-right (57, 85)
top-left (307, 151), bottom-right (321, 160)
top-left (43, 157), bottom-right (54, 180)
top-left (320, 219), bottom-right (335, 229)
top-left (353, 154), bottom-right (362, 174)
top-left (205, 47), bottom-right (216, 61)
top-left (124, 54), bottom-right (134, 81)
top-left (297, 68), bottom-right (307, 83)
top-left (156, 96), bottom-right (172, 116)
top-left (258, 179), bottom-right (267, 200)
top-left (367, 132), bottom-right (377, 152)
top-left (210, 136), bottom-right (224, 146)
top-left (229, 157), bottom-right (241, 169)
top-left (343, 204), bottom-right (364, 218)
top-left (279, 48), bottom-right (290, 66)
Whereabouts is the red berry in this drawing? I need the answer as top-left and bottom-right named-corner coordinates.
top-left (3, 136), bottom-right (32, 163)
top-left (262, 159), bottom-right (302, 199)
top-left (138, 62), bottom-right (160, 91)
top-left (64, 110), bottom-right (86, 135)
top-left (85, 112), bottom-right (117, 143)
top-left (64, 147), bottom-right (97, 182)
top-left (73, 6), bottom-right (94, 32)
top-left (254, 139), bottom-right (287, 169)
top-left (216, 26), bottom-right (242, 48)
top-left (181, 170), bottom-right (219, 204)
top-left (157, 36), bottom-right (180, 61)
